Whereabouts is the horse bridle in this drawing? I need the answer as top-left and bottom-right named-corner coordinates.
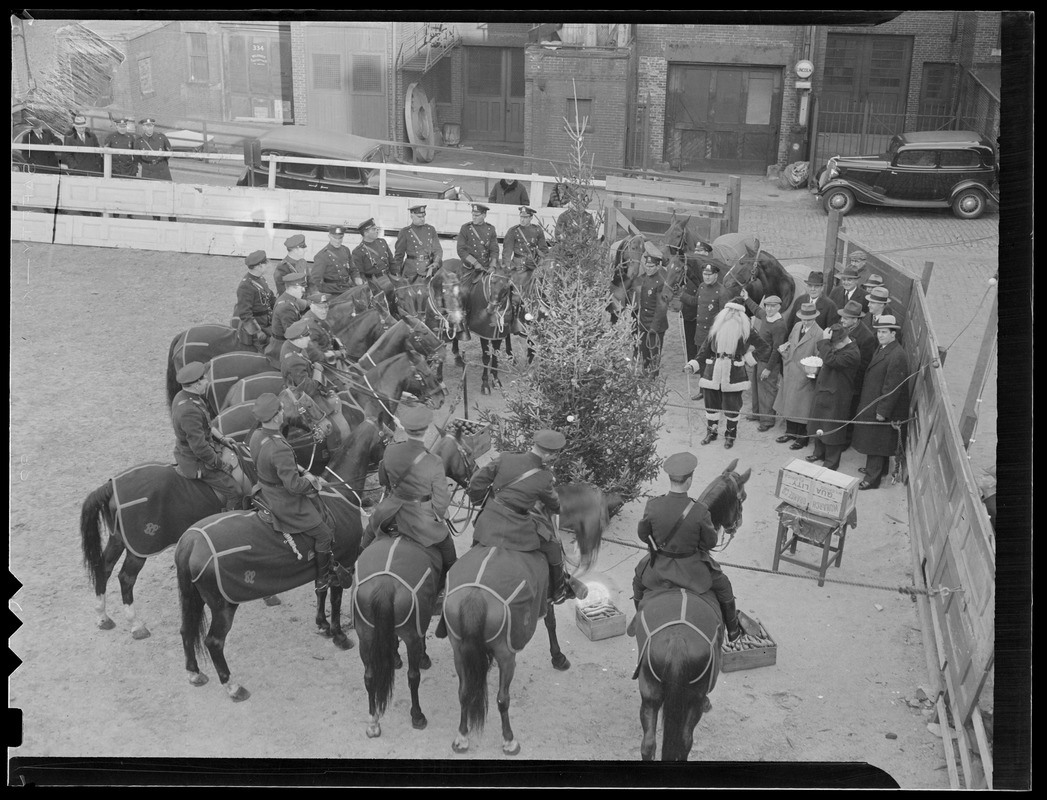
top-left (480, 270), bottom-right (512, 331)
top-left (712, 472), bottom-right (745, 551)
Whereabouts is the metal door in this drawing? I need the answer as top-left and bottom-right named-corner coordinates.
top-left (464, 47), bottom-right (524, 145)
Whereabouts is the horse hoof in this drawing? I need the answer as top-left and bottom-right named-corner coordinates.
top-left (263, 595), bottom-right (282, 606)
top-left (412, 714), bottom-right (428, 730)
top-left (503, 740), bottom-right (521, 757)
top-left (188, 672), bottom-right (209, 687)
top-left (366, 724), bottom-right (382, 739)
top-left (452, 737), bottom-right (470, 754)
top-left (131, 626), bottom-right (151, 641)
top-left (316, 624), bottom-right (333, 638)
top-left (419, 653), bottom-right (432, 671)
top-left (551, 653), bottom-right (570, 671)
top-left (97, 617), bottom-right (116, 631)
top-left (481, 383), bottom-right (491, 396)
top-left (229, 686), bottom-right (251, 703)
top-left (394, 653), bottom-right (403, 670)
top-left (333, 633), bottom-right (354, 651)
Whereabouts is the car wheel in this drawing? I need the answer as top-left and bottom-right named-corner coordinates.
top-left (951, 188), bottom-right (986, 220)
top-left (822, 187), bottom-right (855, 216)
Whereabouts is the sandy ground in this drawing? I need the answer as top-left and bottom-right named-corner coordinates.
top-left (8, 239), bottom-right (974, 787)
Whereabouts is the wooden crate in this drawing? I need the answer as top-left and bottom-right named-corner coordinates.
top-left (575, 604), bottom-right (627, 641)
top-left (775, 458), bottom-right (860, 522)
top-left (449, 417), bottom-right (491, 458)
top-left (721, 621), bottom-right (777, 673)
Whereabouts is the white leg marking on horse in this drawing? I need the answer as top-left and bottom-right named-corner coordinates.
top-left (452, 733), bottom-right (470, 753)
top-left (96, 595), bottom-right (116, 630)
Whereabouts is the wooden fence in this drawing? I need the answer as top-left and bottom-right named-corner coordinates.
top-left (604, 173), bottom-right (740, 244)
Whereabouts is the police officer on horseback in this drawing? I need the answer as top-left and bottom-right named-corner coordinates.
top-left (394, 205), bottom-right (443, 282)
top-left (234, 250), bottom-right (275, 351)
top-left (352, 218), bottom-right (396, 313)
top-left (630, 452), bottom-right (745, 643)
top-left (502, 206), bottom-right (549, 334)
top-left (361, 405), bottom-right (457, 622)
top-left (171, 361), bottom-right (246, 512)
top-left (301, 292), bottom-right (348, 368)
top-left (309, 224), bottom-right (356, 298)
top-left (265, 271), bottom-right (309, 367)
top-left (457, 203), bottom-right (500, 294)
top-left (280, 319), bottom-right (352, 446)
top-left (249, 393), bottom-right (338, 593)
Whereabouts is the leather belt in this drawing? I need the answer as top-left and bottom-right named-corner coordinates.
top-left (655, 549), bottom-right (697, 559)
top-left (492, 497), bottom-right (530, 516)
top-left (393, 492), bottom-right (431, 503)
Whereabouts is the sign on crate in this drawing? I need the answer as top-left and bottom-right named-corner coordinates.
top-left (775, 458), bottom-right (860, 522)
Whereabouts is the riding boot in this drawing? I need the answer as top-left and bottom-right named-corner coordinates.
top-left (721, 598), bottom-right (743, 642)
top-left (549, 563), bottom-right (569, 604)
top-left (314, 549), bottom-right (335, 593)
top-left (701, 421), bottom-right (719, 445)
top-left (723, 419), bottom-right (738, 450)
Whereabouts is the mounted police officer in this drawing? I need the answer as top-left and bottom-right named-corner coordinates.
top-left (280, 319), bottom-right (351, 446)
top-left (502, 206), bottom-right (549, 334)
top-left (249, 393), bottom-right (338, 593)
top-left (234, 250), bottom-right (275, 351)
top-left (351, 218), bottom-right (396, 312)
top-left (273, 233), bottom-right (309, 297)
top-left (134, 118), bottom-right (172, 181)
top-left (630, 452), bottom-right (744, 643)
top-left (309, 224), bottom-right (355, 298)
top-left (464, 429), bottom-right (581, 613)
top-left (394, 204), bottom-right (443, 282)
top-left (456, 203), bottom-right (500, 295)
top-left (301, 292), bottom-right (348, 368)
top-left (265, 271), bottom-right (309, 367)
top-left (171, 361), bottom-right (245, 512)
top-left (362, 405), bottom-right (457, 632)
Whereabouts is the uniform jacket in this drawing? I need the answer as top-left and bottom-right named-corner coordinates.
top-left (457, 221), bottom-right (500, 272)
top-left (103, 131), bottom-right (138, 177)
top-left (636, 491), bottom-right (721, 597)
top-left (488, 180), bottom-right (529, 206)
top-left (309, 243), bottom-right (354, 296)
top-left (687, 281), bottom-right (733, 345)
top-left (273, 255), bottom-right (306, 297)
top-left (502, 223), bottom-right (549, 270)
top-left (62, 129), bottom-right (102, 175)
top-left (24, 128), bottom-right (61, 172)
top-left (626, 269), bottom-right (670, 334)
top-left (553, 208), bottom-right (597, 241)
top-left (135, 132), bottom-right (172, 181)
top-left (352, 239), bottom-right (395, 280)
top-left (301, 310), bottom-right (342, 362)
top-left (851, 339), bottom-right (911, 457)
top-left (744, 296), bottom-right (789, 373)
top-left (468, 451), bottom-right (560, 551)
top-left (773, 320), bottom-right (823, 422)
top-left (234, 273), bottom-right (275, 330)
top-left (270, 293), bottom-right (306, 341)
top-left (394, 224), bottom-right (443, 280)
top-left (171, 389), bottom-right (223, 476)
top-left (249, 428), bottom-right (323, 534)
top-left (695, 329), bottom-right (771, 392)
top-left (806, 338), bottom-right (861, 444)
top-left (785, 293), bottom-right (839, 332)
top-left (369, 439), bottom-right (451, 547)
top-left (280, 339), bottom-right (323, 399)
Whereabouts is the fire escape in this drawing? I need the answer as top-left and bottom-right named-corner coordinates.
top-left (397, 22), bottom-right (461, 75)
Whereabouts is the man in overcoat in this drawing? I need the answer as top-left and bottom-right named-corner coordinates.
top-left (784, 269), bottom-right (839, 331)
top-left (394, 205), bottom-right (443, 282)
top-left (837, 300), bottom-right (877, 447)
top-left (773, 302), bottom-right (823, 449)
top-left (61, 113), bottom-right (102, 176)
top-left (804, 324), bottom-right (861, 469)
top-left (488, 167), bottom-right (529, 206)
top-left (103, 116), bottom-right (138, 178)
top-left (135, 118), bottom-right (173, 181)
top-left (630, 452), bottom-right (745, 642)
top-left (682, 262), bottom-right (732, 364)
top-left (851, 315), bottom-right (910, 490)
top-left (249, 393), bottom-right (337, 591)
top-left (627, 245), bottom-right (671, 376)
top-left (22, 114), bottom-right (61, 173)
top-left (862, 286), bottom-right (899, 333)
top-left (741, 290), bottom-right (788, 432)
top-left (233, 250), bottom-right (275, 350)
top-left (310, 225), bottom-right (356, 297)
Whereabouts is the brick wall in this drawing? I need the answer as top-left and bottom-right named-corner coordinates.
top-left (525, 46), bottom-right (630, 169)
top-left (290, 21), bottom-right (308, 126)
top-left (125, 25), bottom-right (190, 124)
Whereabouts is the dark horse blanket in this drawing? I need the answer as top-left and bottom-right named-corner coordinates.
top-left (183, 487), bottom-right (363, 604)
top-left (445, 545), bottom-right (547, 653)
top-left (632, 588), bottom-right (722, 688)
top-left (112, 462), bottom-right (223, 559)
top-left (353, 535), bottom-right (443, 638)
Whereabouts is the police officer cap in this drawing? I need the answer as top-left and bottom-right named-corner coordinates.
top-left (176, 361), bottom-right (207, 385)
top-left (409, 204), bottom-right (427, 214)
top-left (308, 292), bottom-right (331, 305)
top-left (358, 218), bottom-right (377, 232)
top-left (245, 250), bottom-right (267, 267)
top-left (139, 117), bottom-right (156, 125)
top-left (284, 233), bottom-right (306, 249)
top-left (397, 404), bottom-right (433, 433)
top-left (643, 241), bottom-right (665, 261)
top-left (285, 319), bottom-right (311, 339)
top-left (663, 452), bottom-right (698, 480)
top-left (702, 263), bottom-right (721, 274)
top-left (519, 206), bottom-right (536, 216)
top-left (471, 203), bottom-right (489, 214)
top-left (534, 429), bottom-right (566, 451)
top-left (252, 393), bottom-right (283, 422)
top-left (328, 225), bottom-right (346, 236)
top-left (283, 272), bottom-right (307, 286)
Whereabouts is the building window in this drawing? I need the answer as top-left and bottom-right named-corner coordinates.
top-left (566, 98), bottom-right (593, 132)
top-left (188, 32), bottom-right (210, 82)
top-left (138, 57), bottom-right (154, 95)
top-left (312, 53), bottom-right (342, 91)
top-left (351, 54), bottom-right (382, 94)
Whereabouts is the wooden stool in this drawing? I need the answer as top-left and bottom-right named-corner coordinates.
top-left (771, 502), bottom-right (858, 587)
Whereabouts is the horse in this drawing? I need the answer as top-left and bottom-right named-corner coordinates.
top-left (337, 349), bottom-right (446, 433)
top-left (325, 284), bottom-right (394, 362)
top-left (634, 458), bottom-right (751, 761)
top-left (166, 324), bottom-right (255, 405)
top-left (455, 266), bottom-right (515, 395)
top-left (443, 484), bottom-right (609, 756)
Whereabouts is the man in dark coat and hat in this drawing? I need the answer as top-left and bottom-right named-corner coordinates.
top-left (785, 268), bottom-right (839, 331)
top-left (836, 299), bottom-right (877, 447)
top-left (626, 243), bottom-right (671, 375)
top-left (805, 323), bottom-right (861, 469)
top-left (233, 250), bottom-right (275, 350)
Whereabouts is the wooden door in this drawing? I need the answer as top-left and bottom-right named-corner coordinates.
top-left (304, 24), bottom-right (387, 138)
top-left (464, 47), bottom-right (524, 145)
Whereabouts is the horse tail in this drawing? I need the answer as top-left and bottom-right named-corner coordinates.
top-left (175, 534), bottom-right (208, 663)
top-left (456, 592), bottom-right (490, 733)
top-left (166, 332), bottom-right (186, 406)
top-left (366, 580), bottom-right (398, 716)
top-left (80, 481), bottom-right (116, 592)
top-left (659, 631), bottom-right (708, 761)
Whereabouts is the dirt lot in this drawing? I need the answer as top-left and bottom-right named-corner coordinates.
top-left (8, 238), bottom-right (975, 787)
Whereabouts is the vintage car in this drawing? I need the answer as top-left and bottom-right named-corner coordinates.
top-left (815, 130), bottom-right (998, 220)
top-left (237, 126), bottom-right (470, 201)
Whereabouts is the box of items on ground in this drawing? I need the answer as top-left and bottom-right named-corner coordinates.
top-left (447, 417), bottom-right (492, 459)
top-left (575, 600), bottom-right (627, 641)
top-left (775, 458), bottom-right (860, 522)
top-left (721, 618), bottom-right (777, 673)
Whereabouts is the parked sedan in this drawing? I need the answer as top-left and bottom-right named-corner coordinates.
top-left (237, 126), bottom-right (470, 200)
top-left (815, 130), bottom-right (998, 220)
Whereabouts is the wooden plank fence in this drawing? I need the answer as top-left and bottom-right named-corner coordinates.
top-left (605, 174), bottom-right (740, 244)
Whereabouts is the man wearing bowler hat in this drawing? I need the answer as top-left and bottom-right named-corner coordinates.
top-left (352, 218), bottom-right (396, 307)
top-left (61, 113), bottom-right (102, 176)
top-left (851, 315), bottom-right (910, 490)
top-left (274, 234), bottom-right (308, 297)
top-left (394, 205), bottom-right (443, 282)
top-left (249, 393), bottom-right (338, 592)
top-left (310, 225), bottom-right (356, 298)
top-left (104, 116), bottom-right (139, 178)
top-left (464, 429), bottom-right (582, 613)
top-left (135, 118), bottom-right (172, 181)
top-left (234, 250), bottom-right (276, 350)
top-left (265, 272), bottom-right (309, 366)
top-left (773, 301), bottom-right (823, 450)
top-left (171, 361), bottom-right (245, 512)
top-left (785, 268), bottom-right (839, 331)
top-left (630, 452), bottom-right (747, 643)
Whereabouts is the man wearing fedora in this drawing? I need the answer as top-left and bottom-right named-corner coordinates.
top-left (836, 299), bottom-right (877, 447)
top-left (851, 315), bottom-right (910, 489)
top-left (829, 263), bottom-right (865, 310)
top-left (60, 113), bottom-right (102, 176)
top-left (860, 274), bottom-right (885, 313)
top-left (741, 288), bottom-right (788, 432)
top-left (274, 234), bottom-right (309, 297)
top-left (806, 323), bottom-right (861, 470)
top-left (863, 285), bottom-right (898, 333)
top-left (785, 269), bottom-right (839, 332)
top-left (773, 302), bottom-right (823, 449)
top-left (234, 250), bottom-right (276, 350)
top-left (22, 113), bottom-right (62, 174)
